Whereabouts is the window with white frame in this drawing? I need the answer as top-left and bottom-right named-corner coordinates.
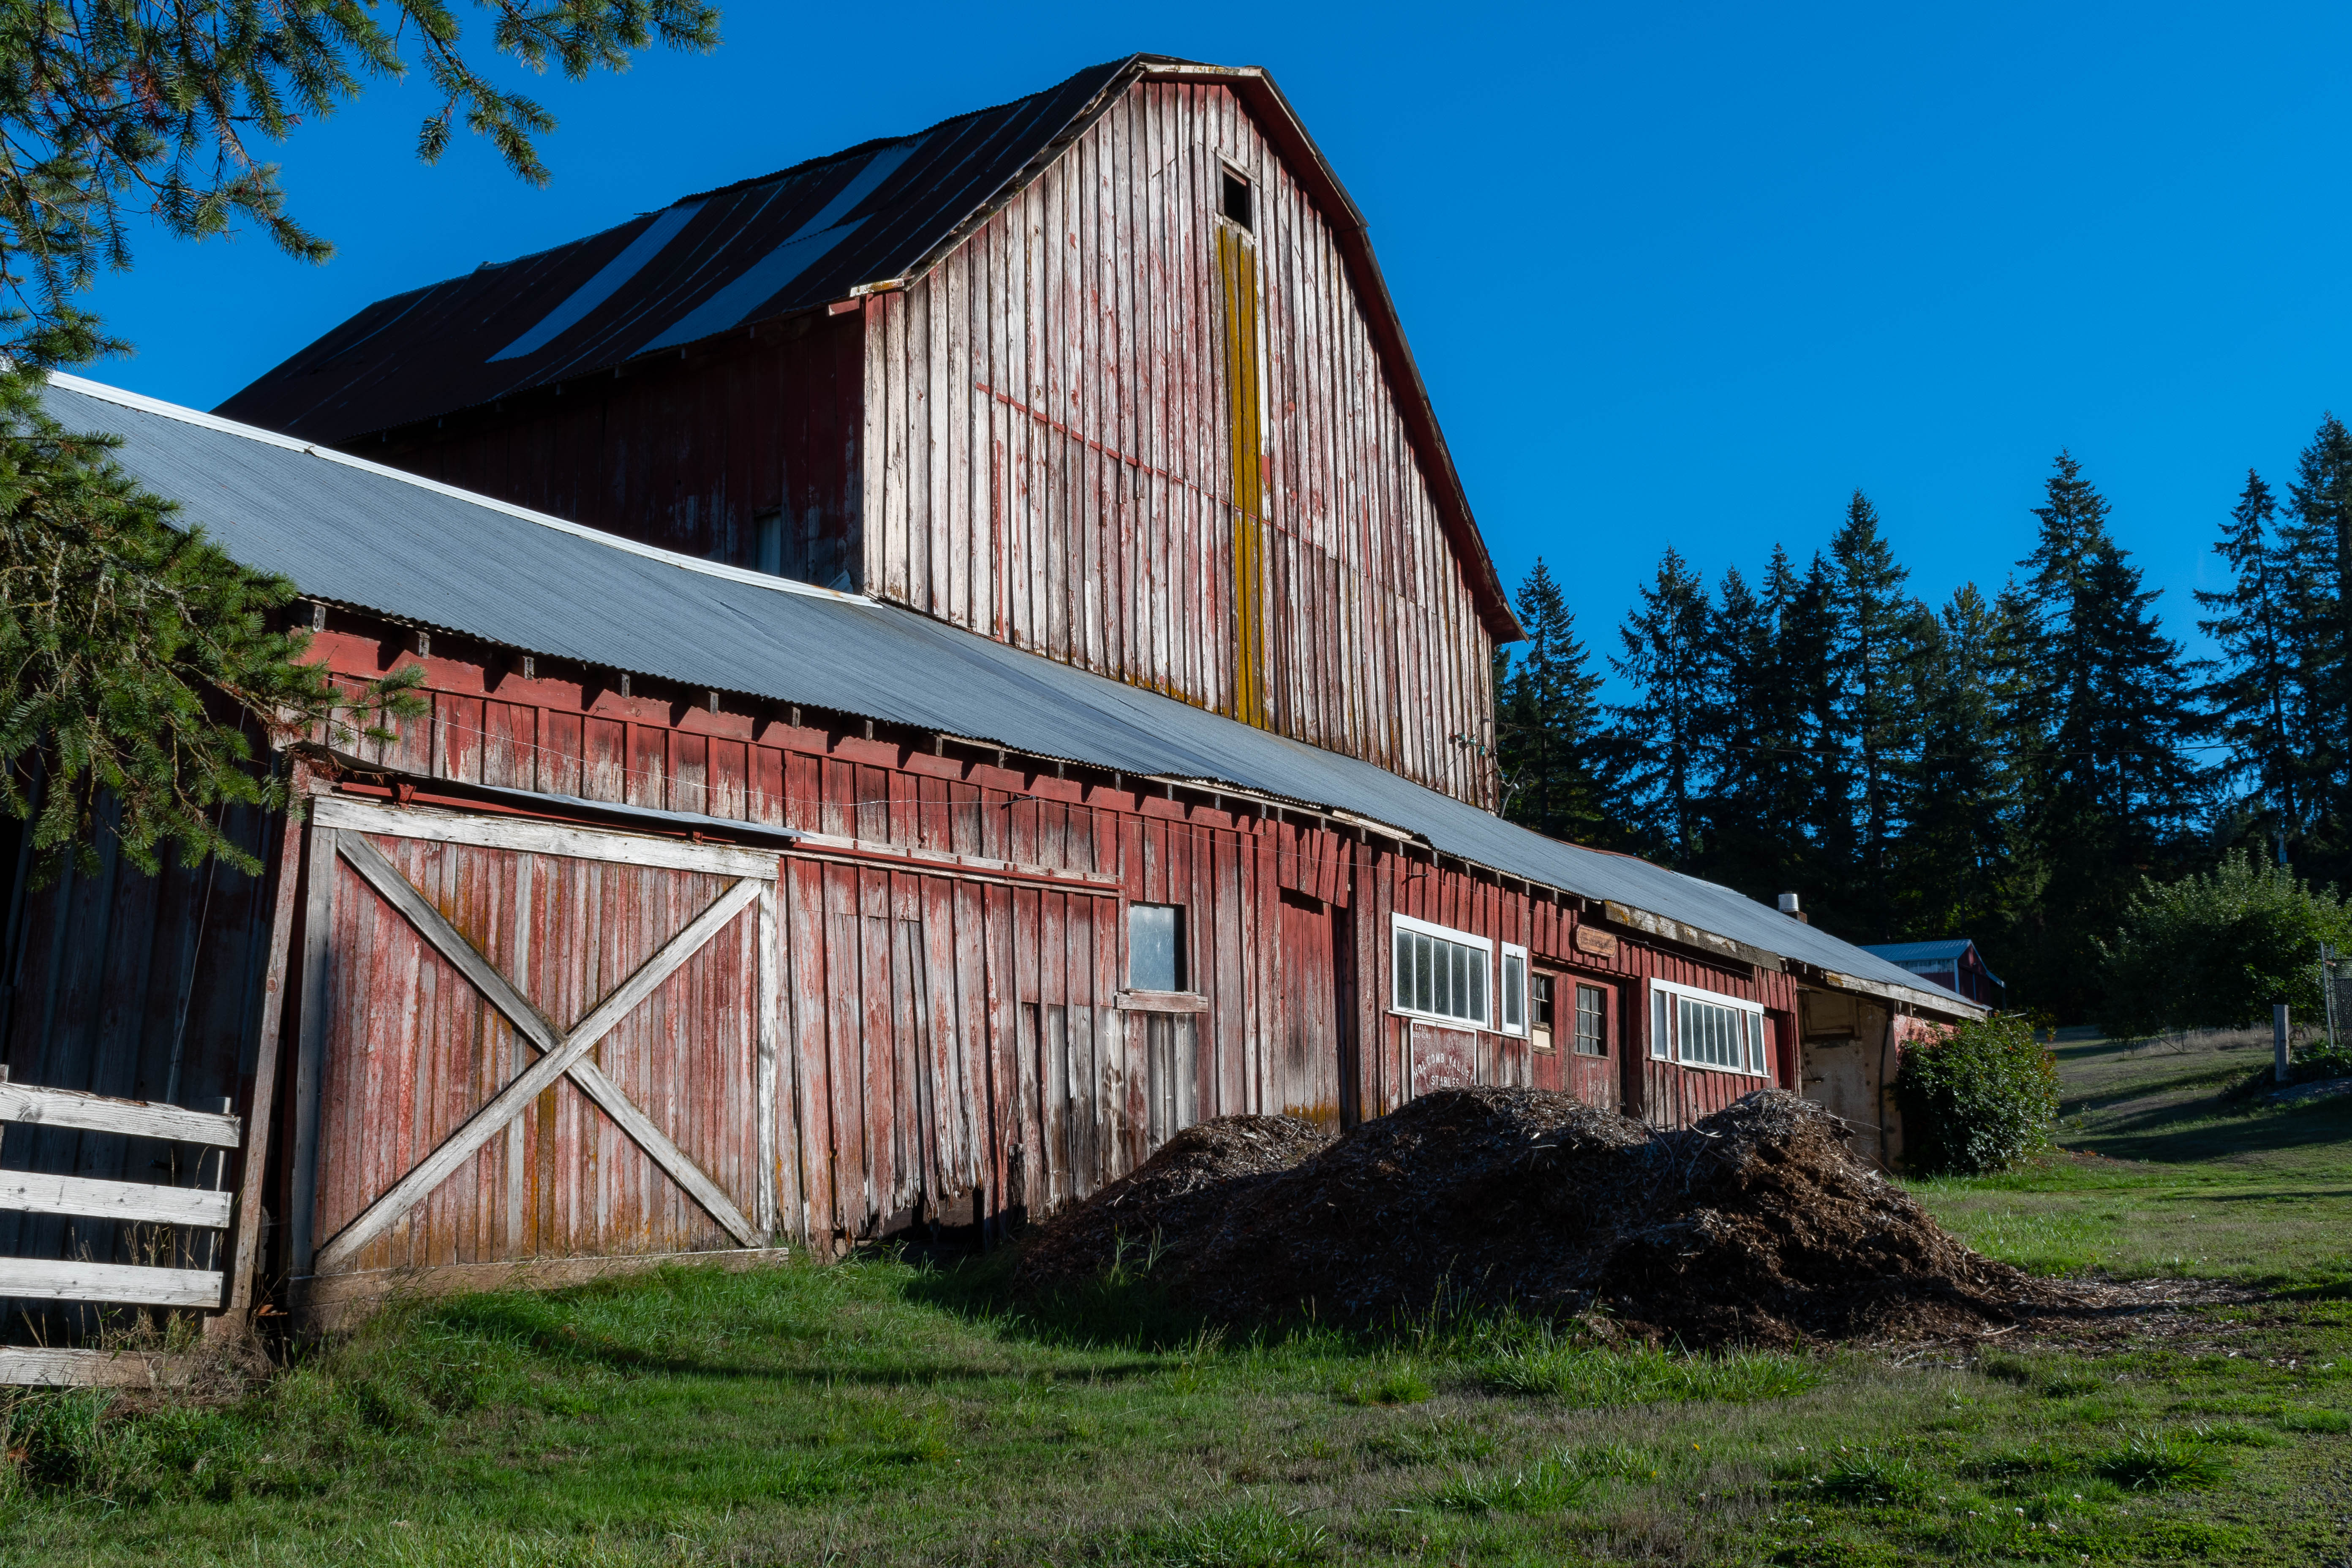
top-left (1391, 914), bottom-right (1491, 1029)
top-left (1499, 944), bottom-right (1529, 1036)
top-left (1647, 978), bottom-right (1770, 1076)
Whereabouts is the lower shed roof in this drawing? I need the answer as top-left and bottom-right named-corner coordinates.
top-left (44, 372), bottom-right (1979, 1020)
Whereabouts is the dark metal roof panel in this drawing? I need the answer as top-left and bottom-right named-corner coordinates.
top-left (1862, 939), bottom-right (2003, 989)
top-left (51, 374), bottom-right (1971, 1014)
top-left (1861, 939), bottom-right (1972, 964)
top-left (211, 57), bottom-right (1134, 443)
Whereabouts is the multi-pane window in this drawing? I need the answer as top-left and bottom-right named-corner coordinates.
top-left (1391, 915), bottom-right (1490, 1029)
top-left (1647, 979), bottom-right (1769, 1076)
top-left (1677, 995), bottom-right (1746, 1069)
top-left (1128, 904), bottom-right (1186, 992)
top-left (1574, 983), bottom-right (1608, 1056)
top-left (1500, 944), bottom-right (1529, 1035)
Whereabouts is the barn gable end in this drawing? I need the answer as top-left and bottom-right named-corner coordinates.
top-left (865, 73), bottom-right (1499, 800)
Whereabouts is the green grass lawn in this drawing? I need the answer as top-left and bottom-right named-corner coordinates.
top-left (1910, 1028), bottom-right (2352, 1293)
top-left (2, 1033), bottom-right (2348, 1567)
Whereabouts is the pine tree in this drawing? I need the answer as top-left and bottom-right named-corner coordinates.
top-left (1496, 558), bottom-right (1610, 844)
top-left (2196, 469), bottom-right (2304, 857)
top-left (2278, 415), bottom-right (2352, 874)
top-left (1786, 550), bottom-right (1851, 914)
top-left (1829, 491), bottom-right (1916, 939)
top-left (1693, 564), bottom-right (1780, 891)
top-left (2009, 452), bottom-right (2207, 1017)
top-left (1609, 547), bottom-right (1712, 862)
top-left (1894, 584), bottom-right (2017, 941)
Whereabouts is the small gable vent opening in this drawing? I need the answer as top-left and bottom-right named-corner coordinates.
top-left (1221, 166), bottom-right (1253, 231)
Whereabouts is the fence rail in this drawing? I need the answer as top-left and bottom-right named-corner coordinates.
top-left (0, 1065), bottom-right (242, 1385)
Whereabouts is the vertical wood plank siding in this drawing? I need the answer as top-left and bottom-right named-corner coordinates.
top-left (238, 635), bottom-right (1802, 1258)
top-left (0, 629), bottom-right (1830, 1321)
top-left (376, 314), bottom-right (866, 572)
top-left (305, 833), bottom-right (766, 1271)
top-left (863, 80), bottom-right (1494, 804)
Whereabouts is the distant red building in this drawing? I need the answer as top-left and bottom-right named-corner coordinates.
top-left (1859, 940), bottom-right (2005, 1007)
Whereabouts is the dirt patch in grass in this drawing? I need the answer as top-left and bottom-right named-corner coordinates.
top-left (1017, 1087), bottom-right (2087, 1348)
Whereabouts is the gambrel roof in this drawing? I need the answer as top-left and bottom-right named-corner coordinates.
top-left (213, 54), bottom-right (1520, 642)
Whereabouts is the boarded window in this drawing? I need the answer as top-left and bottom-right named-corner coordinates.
top-left (1575, 983), bottom-right (1608, 1056)
top-left (1128, 903), bottom-right (1186, 991)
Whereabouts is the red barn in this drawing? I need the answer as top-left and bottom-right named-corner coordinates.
top-left (0, 58), bottom-right (1982, 1356)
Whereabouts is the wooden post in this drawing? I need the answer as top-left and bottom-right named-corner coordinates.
top-left (215, 763), bottom-right (311, 1330)
top-left (2275, 1004), bottom-right (2292, 1084)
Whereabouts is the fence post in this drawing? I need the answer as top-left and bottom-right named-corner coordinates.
top-left (2275, 1003), bottom-right (2292, 1084)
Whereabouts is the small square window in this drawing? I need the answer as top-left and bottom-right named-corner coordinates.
top-left (1128, 904), bottom-right (1185, 992)
top-left (1221, 167), bottom-right (1253, 231)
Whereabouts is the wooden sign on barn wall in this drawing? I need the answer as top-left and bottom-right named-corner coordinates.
top-left (289, 795), bottom-right (786, 1321)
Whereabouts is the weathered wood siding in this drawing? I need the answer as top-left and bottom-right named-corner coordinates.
top-left (2, 619), bottom-right (1832, 1336)
top-left (375, 314), bottom-right (866, 574)
top-left (864, 78), bottom-right (1497, 804)
top-left (303, 828), bottom-right (769, 1272)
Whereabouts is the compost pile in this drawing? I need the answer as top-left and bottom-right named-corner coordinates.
top-left (1015, 1087), bottom-right (2049, 1347)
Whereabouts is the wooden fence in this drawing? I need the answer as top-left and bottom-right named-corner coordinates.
top-left (0, 1065), bottom-right (242, 1386)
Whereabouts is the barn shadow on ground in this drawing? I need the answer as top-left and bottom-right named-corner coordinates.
top-left (898, 1241), bottom-right (1241, 1355)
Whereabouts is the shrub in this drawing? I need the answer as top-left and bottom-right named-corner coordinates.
top-left (2097, 851), bottom-right (2352, 1039)
top-left (1895, 1015), bottom-right (2059, 1175)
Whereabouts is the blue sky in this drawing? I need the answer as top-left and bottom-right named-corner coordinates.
top-left (82, 3), bottom-right (2352, 681)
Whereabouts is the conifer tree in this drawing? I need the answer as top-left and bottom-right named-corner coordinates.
top-left (1894, 584), bottom-right (2017, 941)
top-left (2197, 469), bottom-right (2305, 856)
top-left (1609, 547), bottom-right (1712, 862)
top-left (2278, 414), bottom-right (2352, 872)
top-left (1495, 558), bottom-right (1610, 844)
top-left (1694, 563), bottom-right (1780, 891)
top-left (2008, 452), bottom-right (2206, 1015)
top-left (1829, 490), bottom-right (1915, 939)
top-left (1786, 550), bottom-right (1851, 911)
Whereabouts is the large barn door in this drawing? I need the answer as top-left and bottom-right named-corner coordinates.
top-left (289, 795), bottom-right (781, 1298)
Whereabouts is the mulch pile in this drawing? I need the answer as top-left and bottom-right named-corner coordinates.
top-left (1015, 1086), bottom-right (2069, 1348)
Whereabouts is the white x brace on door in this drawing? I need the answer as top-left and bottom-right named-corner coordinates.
top-left (294, 794), bottom-right (782, 1279)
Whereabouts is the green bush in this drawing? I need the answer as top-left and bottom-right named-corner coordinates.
top-left (2098, 851), bottom-right (2352, 1039)
top-left (1895, 1015), bottom-right (2059, 1175)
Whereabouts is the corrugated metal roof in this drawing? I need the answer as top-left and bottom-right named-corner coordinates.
top-left (48, 372), bottom-right (1979, 1018)
top-left (1862, 939), bottom-right (1972, 964)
